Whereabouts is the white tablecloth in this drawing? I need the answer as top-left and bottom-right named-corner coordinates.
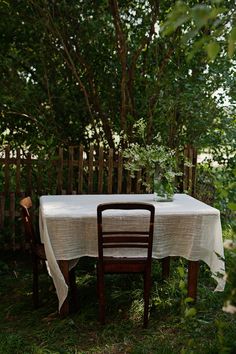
top-left (39, 194), bottom-right (225, 310)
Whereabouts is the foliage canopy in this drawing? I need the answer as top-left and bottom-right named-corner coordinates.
top-left (0, 0), bottom-right (235, 154)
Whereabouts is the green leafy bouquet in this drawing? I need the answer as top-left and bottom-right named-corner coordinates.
top-left (123, 119), bottom-right (182, 198)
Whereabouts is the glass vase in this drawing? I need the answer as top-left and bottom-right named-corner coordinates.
top-left (153, 165), bottom-right (174, 202)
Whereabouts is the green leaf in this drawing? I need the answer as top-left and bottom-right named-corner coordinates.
top-left (228, 27), bottom-right (236, 58)
top-left (182, 29), bottom-right (199, 44)
top-left (184, 297), bottom-right (195, 304)
top-left (229, 26), bottom-right (236, 41)
top-left (177, 266), bottom-right (185, 277)
top-left (206, 41), bottom-right (220, 60)
top-left (179, 279), bottom-right (186, 290)
top-left (184, 307), bottom-right (197, 318)
top-left (211, 0), bottom-right (224, 4)
top-left (191, 5), bottom-right (211, 28)
top-left (161, 1), bottom-right (190, 36)
top-left (228, 203), bottom-right (236, 211)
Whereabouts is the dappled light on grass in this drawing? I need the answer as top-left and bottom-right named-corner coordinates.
top-left (0, 252), bottom-right (236, 353)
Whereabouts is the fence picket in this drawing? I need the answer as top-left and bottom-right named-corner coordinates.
top-left (9, 192), bottom-right (16, 250)
top-left (88, 145), bottom-right (94, 193)
top-left (126, 171), bottom-right (132, 194)
top-left (57, 148), bottom-right (63, 194)
top-left (68, 146), bottom-right (74, 194)
top-left (98, 146), bottom-right (104, 194)
top-left (78, 145), bottom-right (84, 194)
top-left (0, 192), bottom-right (5, 229)
top-left (4, 146), bottom-right (10, 194)
top-left (26, 152), bottom-right (32, 195)
top-left (117, 151), bottom-right (123, 194)
top-left (136, 170), bottom-right (142, 193)
top-left (16, 148), bottom-right (21, 194)
top-left (107, 148), bottom-right (113, 194)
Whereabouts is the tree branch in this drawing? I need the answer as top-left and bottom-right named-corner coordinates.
top-left (109, 0), bottom-right (128, 139)
top-left (30, 0), bottom-right (115, 147)
top-left (127, 1), bottom-right (160, 130)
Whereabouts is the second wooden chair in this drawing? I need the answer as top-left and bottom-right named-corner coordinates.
top-left (20, 196), bottom-right (77, 312)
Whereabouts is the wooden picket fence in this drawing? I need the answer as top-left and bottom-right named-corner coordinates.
top-left (0, 144), bottom-right (197, 250)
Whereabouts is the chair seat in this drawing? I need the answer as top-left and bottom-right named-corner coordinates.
top-left (100, 257), bottom-right (148, 273)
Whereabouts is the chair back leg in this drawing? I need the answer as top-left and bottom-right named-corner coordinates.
top-left (32, 255), bottom-right (39, 308)
top-left (97, 264), bottom-right (105, 324)
top-left (69, 268), bottom-right (79, 312)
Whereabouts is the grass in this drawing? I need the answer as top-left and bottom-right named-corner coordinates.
top-left (0, 247), bottom-right (236, 354)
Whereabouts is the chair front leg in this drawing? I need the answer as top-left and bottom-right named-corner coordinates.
top-left (143, 269), bottom-right (151, 328)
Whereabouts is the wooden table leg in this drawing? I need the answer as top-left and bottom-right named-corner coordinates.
top-left (58, 260), bottom-right (69, 317)
top-left (161, 256), bottom-right (170, 280)
top-left (187, 261), bottom-right (199, 301)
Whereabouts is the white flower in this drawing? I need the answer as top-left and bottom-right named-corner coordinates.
top-left (222, 301), bottom-right (236, 314)
top-left (223, 239), bottom-right (236, 250)
top-left (223, 273), bottom-right (228, 281)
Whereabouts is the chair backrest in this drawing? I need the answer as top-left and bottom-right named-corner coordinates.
top-left (97, 202), bottom-right (155, 261)
top-left (20, 197), bottom-right (36, 245)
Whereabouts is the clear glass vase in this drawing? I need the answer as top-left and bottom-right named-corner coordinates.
top-left (153, 165), bottom-right (174, 202)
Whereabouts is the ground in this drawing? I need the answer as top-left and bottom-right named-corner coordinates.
top-left (0, 252), bottom-right (236, 354)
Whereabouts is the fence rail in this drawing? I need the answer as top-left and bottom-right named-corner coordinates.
top-left (0, 145), bottom-right (197, 250)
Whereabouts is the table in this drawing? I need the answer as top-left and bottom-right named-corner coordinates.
top-left (39, 194), bottom-right (225, 316)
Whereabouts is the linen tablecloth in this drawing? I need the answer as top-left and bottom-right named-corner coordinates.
top-left (39, 193), bottom-right (225, 310)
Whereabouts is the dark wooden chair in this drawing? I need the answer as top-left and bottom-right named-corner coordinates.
top-left (20, 196), bottom-right (77, 311)
top-left (97, 202), bottom-right (155, 328)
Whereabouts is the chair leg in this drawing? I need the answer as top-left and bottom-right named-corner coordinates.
top-left (143, 271), bottom-right (151, 328)
top-left (97, 264), bottom-right (105, 324)
top-left (32, 256), bottom-right (39, 308)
